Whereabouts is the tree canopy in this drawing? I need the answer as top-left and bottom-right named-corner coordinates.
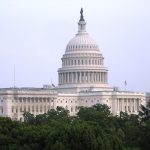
top-left (0, 103), bottom-right (150, 150)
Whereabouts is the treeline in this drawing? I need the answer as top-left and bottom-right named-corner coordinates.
top-left (0, 103), bottom-right (150, 150)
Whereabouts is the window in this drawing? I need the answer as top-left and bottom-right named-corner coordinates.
top-left (16, 107), bottom-right (18, 113)
top-left (23, 98), bottom-right (26, 103)
top-left (47, 98), bottom-right (50, 102)
top-left (35, 98), bottom-right (38, 103)
top-left (14, 97), bottom-right (17, 100)
top-left (24, 106), bottom-right (26, 112)
top-left (20, 107), bottom-right (22, 112)
top-left (82, 60), bottom-right (83, 65)
top-left (95, 60), bottom-right (97, 65)
top-left (19, 97), bottom-right (22, 103)
top-left (31, 98), bottom-right (34, 103)
top-left (89, 59), bottom-right (91, 65)
top-left (1, 107), bottom-right (3, 114)
top-left (32, 106), bottom-right (34, 112)
top-left (40, 106), bottom-right (42, 112)
top-left (20, 117), bottom-right (23, 122)
top-left (125, 106), bottom-right (127, 112)
top-left (78, 60), bottom-right (80, 65)
top-left (92, 60), bottom-right (94, 64)
top-left (28, 106), bottom-right (30, 112)
top-left (44, 106), bottom-right (46, 113)
top-left (40, 98), bottom-right (42, 102)
top-left (128, 106), bottom-right (130, 112)
top-left (36, 106), bottom-right (38, 112)
top-left (43, 98), bottom-right (46, 102)
top-left (27, 98), bottom-right (30, 103)
top-left (85, 60), bottom-right (87, 65)
top-left (133, 106), bottom-right (135, 112)
top-left (12, 107), bottom-right (14, 113)
top-left (71, 107), bottom-right (73, 112)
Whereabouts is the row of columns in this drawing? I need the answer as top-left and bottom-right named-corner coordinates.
top-left (117, 98), bottom-right (140, 113)
top-left (59, 72), bottom-right (108, 85)
top-left (12, 104), bottom-right (54, 114)
top-left (17, 97), bottom-right (54, 103)
top-left (62, 58), bottom-right (104, 66)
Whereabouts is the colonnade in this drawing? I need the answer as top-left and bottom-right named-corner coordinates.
top-left (59, 71), bottom-right (108, 85)
top-left (62, 58), bottom-right (103, 66)
top-left (117, 98), bottom-right (140, 113)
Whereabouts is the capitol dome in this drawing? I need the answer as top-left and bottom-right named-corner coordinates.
top-left (66, 33), bottom-right (99, 52)
top-left (58, 8), bottom-right (109, 91)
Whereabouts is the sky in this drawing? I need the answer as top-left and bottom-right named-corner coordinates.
top-left (0, 0), bottom-right (150, 92)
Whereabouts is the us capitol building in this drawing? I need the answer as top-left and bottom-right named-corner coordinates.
top-left (0, 9), bottom-right (146, 121)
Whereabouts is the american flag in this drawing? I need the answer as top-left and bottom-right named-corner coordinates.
top-left (124, 80), bottom-right (127, 86)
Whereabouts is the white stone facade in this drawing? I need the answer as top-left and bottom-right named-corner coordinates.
top-left (0, 9), bottom-right (146, 120)
top-left (0, 88), bottom-right (57, 120)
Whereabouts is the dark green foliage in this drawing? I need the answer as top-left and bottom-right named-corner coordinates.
top-left (0, 104), bottom-right (150, 150)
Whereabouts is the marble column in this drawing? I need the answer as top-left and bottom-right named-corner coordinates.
top-left (76, 72), bottom-right (78, 83)
top-left (71, 72), bottom-right (73, 84)
top-left (87, 72), bottom-right (89, 83)
top-left (92, 72), bottom-right (94, 82)
top-left (101, 72), bottom-right (103, 83)
top-left (127, 99), bottom-right (128, 112)
top-left (80, 72), bottom-right (82, 83)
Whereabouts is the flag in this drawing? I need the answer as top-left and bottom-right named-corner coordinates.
top-left (52, 84), bottom-right (55, 87)
top-left (124, 80), bottom-right (127, 86)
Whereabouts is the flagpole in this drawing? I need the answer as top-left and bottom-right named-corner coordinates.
top-left (124, 80), bottom-right (127, 91)
top-left (14, 65), bottom-right (16, 88)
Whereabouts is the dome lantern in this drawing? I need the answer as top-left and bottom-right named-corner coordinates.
top-left (78, 8), bottom-right (86, 34)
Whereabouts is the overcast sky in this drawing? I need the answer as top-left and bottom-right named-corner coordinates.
top-left (0, 0), bottom-right (150, 92)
